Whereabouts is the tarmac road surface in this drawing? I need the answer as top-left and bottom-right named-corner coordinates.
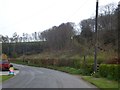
top-left (2, 63), bottom-right (97, 88)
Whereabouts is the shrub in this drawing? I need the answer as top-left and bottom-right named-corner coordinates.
top-left (12, 52), bottom-right (18, 58)
top-left (99, 64), bottom-right (107, 77)
top-left (80, 63), bottom-right (94, 76)
top-left (99, 64), bottom-right (120, 81)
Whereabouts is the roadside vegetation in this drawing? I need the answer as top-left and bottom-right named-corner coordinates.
top-left (82, 76), bottom-right (119, 89)
top-left (0, 75), bottom-right (14, 82)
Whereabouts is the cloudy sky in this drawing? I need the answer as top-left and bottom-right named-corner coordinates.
top-left (0, 0), bottom-right (119, 37)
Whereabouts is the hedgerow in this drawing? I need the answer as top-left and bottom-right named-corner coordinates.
top-left (99, 64), bottom-right (120, 81)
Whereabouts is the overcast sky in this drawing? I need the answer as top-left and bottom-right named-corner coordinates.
top-left (0, 0), bottom-right (119, 37)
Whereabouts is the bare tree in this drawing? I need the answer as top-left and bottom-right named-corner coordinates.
top-left (41, 22), bottom-right (75, 51)
top-left (99, 3), bottom-right (117, 31)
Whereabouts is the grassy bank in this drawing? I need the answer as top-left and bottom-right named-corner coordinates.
top-left (0, 75), bottom-right (14, 82)
top-left (82, 76), bottom-right (119, 90)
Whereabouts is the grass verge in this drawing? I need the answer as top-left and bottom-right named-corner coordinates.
top-left (44, 66), bottom-right (81, 74)
top-left (82, 76), bottom-right (119, 90)
top-left (0, 75), bottom-right (14, 82)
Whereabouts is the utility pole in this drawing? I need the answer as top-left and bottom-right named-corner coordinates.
top-left (94, 0), bottom-right (99, 73)
top-left (118, 2), bottom-right (120, 88)
top-left (0, 42), bottom-right (2, 60)
top-left (118, 2), bottom-right (120, 58)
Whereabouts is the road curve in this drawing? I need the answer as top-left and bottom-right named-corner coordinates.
top-left (2, 63), bottom-right (97, 88)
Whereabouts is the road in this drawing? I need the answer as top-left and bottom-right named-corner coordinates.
top-left (2, 64), bottom-right (97, 88)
